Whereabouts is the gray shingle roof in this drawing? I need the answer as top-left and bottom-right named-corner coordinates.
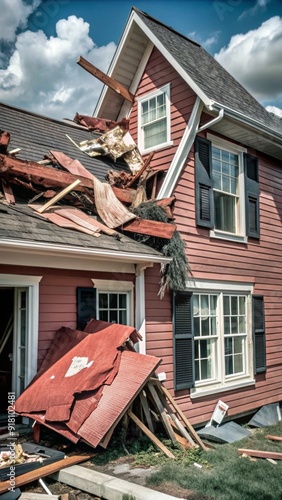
top-left (0, 203), bottom-right (164, 258)
top-left (0, 102), bottom-right (129, 180)
top-left (134, 8), bottom-right (282, 136)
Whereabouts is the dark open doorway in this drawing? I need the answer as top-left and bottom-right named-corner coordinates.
top-left (0, 288), bottom-right (14, 414)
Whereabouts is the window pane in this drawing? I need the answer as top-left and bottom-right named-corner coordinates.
top-left (109, 293), bottom-right (117, 308)
top-left (210, 295), bottom-right (217, 315)
top-left (194, 316), bottom-right (200, 335)
top-left (201, 317), bottom-right (209, 336)
top-left (195, 339), bottom-right (199, 358)
top-left (214, 191), bottom-right (236, 233)
top-left (239, 315), bottom-right (246, 333)
top-left (119, 310), bottom-right (127, 324)
top-left (144, 119), bottom-right (167, 149)
top-left (212, 147), bottom-right (220, 160)
top-left (110, 310), bottom-right (118, 323)
top-left (224, 317), bottom-right (230, 334)
top-left (225, 337), bottom-right (232, 355)
top-left (239, 296), bottom-right (245, 315)
top-left (231, 316), bottom-right (238, 333)
top-left (222, 175), bottom-right (230, 193)
top-left (210, 316), bottom-right (217, 335)
top-left (225, 355), bottom-right (233, 376)
top-left (231, 296), bottom-right (238, 315)
top-left (223, 296), bottom-right (230, 315)
top-left (119, 294), bottom-right (127, 308)
top-left (234, 354), bottom-right (243, 373)
top-left (99, 293), bottom-right (108, 308)
top-left (200, 295), bottom-right (209, 316)
top-left (99, 310), bottom-right (108, 322)
top-left (234, 336), bottom-right (243, 354)
top-left (193, 295), bottom-right (200, 316)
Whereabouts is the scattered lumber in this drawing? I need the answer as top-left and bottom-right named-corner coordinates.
top-left (266, 435), bottom-right (282, 442)
top-left (238, 449), bottom-right (282, 460)
top-left (0, 455), bottom-right (94, 494)
top-left (121, 218), bottom-right (176, 239)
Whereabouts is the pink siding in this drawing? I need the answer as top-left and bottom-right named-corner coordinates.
top-left (134, 50), bottom-right (282, 424)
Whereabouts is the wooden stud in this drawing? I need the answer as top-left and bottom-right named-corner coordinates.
top-left (127, 409), bottom-right (175, 459)
top-left (266, 435), bottom-right (282, 442)
top-left (238, 449), bottom-right (282, 460)
top-left (37, 180), bottom-right (81, 213)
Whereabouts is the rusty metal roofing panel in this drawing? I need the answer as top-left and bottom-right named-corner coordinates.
top-left (78, 350), bottom-right (161, 447)
top-left (15, 323), bottom-right (137, 417)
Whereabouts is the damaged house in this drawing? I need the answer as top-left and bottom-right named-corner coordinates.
top-left (1, 6), bottom-right (282, 432)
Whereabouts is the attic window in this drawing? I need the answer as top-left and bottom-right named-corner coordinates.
top-left (138, 84), bottom-right (172, 153)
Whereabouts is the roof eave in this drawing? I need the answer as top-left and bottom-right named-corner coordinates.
top-left (0, 238), bottom-right (171, 265)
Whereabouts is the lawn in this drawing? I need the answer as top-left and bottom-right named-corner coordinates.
top-left (92, 420), bottom-right (282, 500)
top-left (146, 421), bottom-right (282, 500)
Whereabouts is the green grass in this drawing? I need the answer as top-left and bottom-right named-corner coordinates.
top-left (147, 422), bottom-right (282, 500)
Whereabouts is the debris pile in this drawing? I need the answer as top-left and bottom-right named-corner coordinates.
top-left (0, 117), bottom-right (190, 295)
top-left (14, 320), bottom-right (206, 459)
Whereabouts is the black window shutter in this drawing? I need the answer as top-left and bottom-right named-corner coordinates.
top-left (77, 287), bottom-right (97, 330)
top-left (173, 291), bottom-right (195, 390)
top-left (195, 136), bottom-right (214, 228)
top-left (244, 154), bottom-right (260, 239)
top-left (253, 295), bottom-right (266, 373)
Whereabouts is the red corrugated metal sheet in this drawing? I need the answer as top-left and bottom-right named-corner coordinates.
top-left (15, 320), bottom-right (161, 448)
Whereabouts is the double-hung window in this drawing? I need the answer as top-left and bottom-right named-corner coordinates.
top-left (173, 284), bottom-right (266, 396)
top-left (138, 84), bottom-right (172, 153)
top-left (195, 134), bottom-right (260, 242)
top-left (77, 281), bottom-right (133, 330)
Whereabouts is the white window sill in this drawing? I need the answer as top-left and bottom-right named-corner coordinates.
top-left (140, 140), bottom-right (173, 155)
top-left (210, 230), bottom-right (248, 244)
top-left (190, 379), bottom-right (255, 399)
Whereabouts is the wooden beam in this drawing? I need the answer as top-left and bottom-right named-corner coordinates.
top-left (238, 449), bottom-right (282, 460)
top-left (121, 218), bottom-right (176, 239)
top-left (37, 180), bottom-right (81, 213)
top-left (147, 382), bottom-right (178, 446)
top-left (127, 409), bottom-right (175, 459)
top-left (266, 435), bottom-right (282, 442)
top-left (0, 455), bottom-right (94, 494)
top-left (77, 56), bottom-right (134, 103)
top-left (157, 382), bottom-right (208, 450)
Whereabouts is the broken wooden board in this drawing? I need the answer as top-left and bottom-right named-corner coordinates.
top-left (53, 208), bottom-right (116, 236)
top-left (1, 178), bottom-right (15, 204)
top-left (238, 449), bottom-right (282, 460)
top-left (266, 435), bottom-right (282, 442)
top-left (127, 409), bottom-right (175, 459)
top-left (0, 455), bottom-right (94, 494)
top-left (33, 210), bottom-right (100, 236)
top-left (93, 176), bottom-right (136, 229)
top-left (121, 218), bottom-right (176, 239)
top-left (50, 151), bottom-right (94, 180)
top-left (37, 180), bottom-right (81, 214)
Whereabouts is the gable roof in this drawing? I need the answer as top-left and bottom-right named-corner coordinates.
top-left (94, 7), bottom-right (282, 160)
top-left (0, 102), bottom-right (129, 180)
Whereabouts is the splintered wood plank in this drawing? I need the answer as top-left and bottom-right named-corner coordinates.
top-left (238, 449), bottom-right (282, 460)
top-left (54, 208), bottom-right (117, 236)
top-left (34, 210), bottom-right (99, 236)
top-left (111, 186), bottom-right (137, 205)
top-left (93, 176), bottom-right (136, 228)
top-left (0, 154), bottom-right (94, 191)
top-left (122, 218), bottom-right (176, 239)
top-left (127, 410), bottom-right (175, 459)
top-left (147, 382), bottom-right (178, 446)
top-left (77, 56), bottom-right (134, 103)
top-left (37, 180), bottom-right (81, 213)
top-left (157, 382), bottom-right (207, 450)
top-left (139, 390), bottom-right (155, 433)
top-left (1, 178), bottom-right (15, 204)
top-left (50, 151), bottom-right (93, 180)
top-left (0, 455), bottom-right (94, 494)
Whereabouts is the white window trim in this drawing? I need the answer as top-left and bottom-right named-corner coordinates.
top-left (91, 279), bottom-right (134, 326)
top-left (207, 133), bottom-right (247, 242)
top-left (185, 279), bottom-right (255, 397)
top-left (137, 83), bottom-right (173, 154)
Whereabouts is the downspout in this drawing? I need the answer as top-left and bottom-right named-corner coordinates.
top-left (157, 99), bottom-right (224, 200)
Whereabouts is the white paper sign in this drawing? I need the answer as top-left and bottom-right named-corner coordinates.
top-left (65, 356), bottom-right (94, 377)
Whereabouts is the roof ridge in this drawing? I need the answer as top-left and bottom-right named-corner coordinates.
top-left (132, 6), bottom-right (201, 48)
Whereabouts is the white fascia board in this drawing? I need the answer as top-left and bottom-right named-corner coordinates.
top-left (157, 96), bottom-right (204, 199)
top-left (210, 101), bottom-right (282, 143)
top-left (132, 13), bottom-right (212, 108)
top-left (0, 239), bottom-right (171, 265)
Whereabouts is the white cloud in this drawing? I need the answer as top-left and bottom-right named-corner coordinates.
top-left (0, 0), bottom-right (40, 43)
top-left (239, 0), bottom-right (272, 20)
top-left (215, 16), bottom-right (282, 104)
top-left (0, 15), bottom-right (116, 120)
top-left (266, 105), bottom-right (282, 117)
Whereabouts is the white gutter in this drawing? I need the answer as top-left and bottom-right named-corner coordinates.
top-left (0, 238), bottom-right (172, 265)
top-left (210, 101), bottom-right (282, 143)
top-left (157, 99), bottom-right (225, 200)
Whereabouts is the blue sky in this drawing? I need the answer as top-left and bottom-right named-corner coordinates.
top-left (0, 0), bottom-right (281, 120)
